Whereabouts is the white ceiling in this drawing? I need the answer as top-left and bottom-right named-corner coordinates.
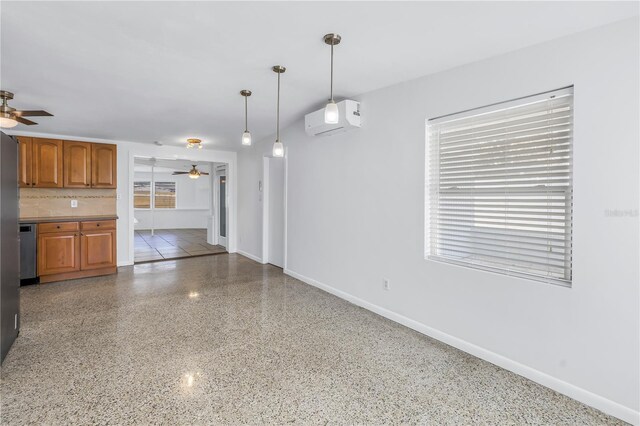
top-left (1, 1), bottom-right (637, 151)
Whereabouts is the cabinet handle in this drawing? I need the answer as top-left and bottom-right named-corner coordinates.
top-left (56, 225), bottom-right (61, 229)
top-left (96, 224), bottom-right (100, 227)
top-left (86, 184), bottom-right (90, 186)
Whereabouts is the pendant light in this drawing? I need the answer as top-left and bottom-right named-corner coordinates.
top-left (323, 33), bottom-right (341, 124)
top-left (272, 65), bottom-right (286, 158)
top-left (240, 90), bottom-right (252, 146)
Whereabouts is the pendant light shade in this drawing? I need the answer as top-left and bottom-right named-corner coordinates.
top-left (272, 141), bottom-right (284, 157)
top-left (272, 65), bottom-right (286, 158)
top-left (324, 101), bottom-right (339, 124)
top-left (240, 90), bottom-right (252, 146)
top-left (323, 33), bottom-right (341, 124)
top-left (242, 131), bottom-right (251, 146)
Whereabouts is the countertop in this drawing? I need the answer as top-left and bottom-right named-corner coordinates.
top-left (19, 215), bottom-right (118, 224)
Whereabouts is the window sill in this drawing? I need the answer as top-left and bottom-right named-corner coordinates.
top-left (425, 255), bottom-right (572, 288)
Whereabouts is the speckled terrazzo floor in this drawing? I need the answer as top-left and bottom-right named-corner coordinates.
top-left (0, 255), bottom-right (624, 425)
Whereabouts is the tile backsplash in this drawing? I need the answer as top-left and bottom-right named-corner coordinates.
top-left (20, 188), bottom-right (117, 218)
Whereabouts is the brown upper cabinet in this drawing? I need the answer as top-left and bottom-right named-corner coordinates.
top-left (18, 137), bottom-right (117, 189)
top-left (91, 143), bottom-right (117, 188)
top-left (32, 138), bottom-right (64, 188)
top-left (17, 137), bottom-right (32, 187)
top-left (63, 141), bottom-right (92, 188)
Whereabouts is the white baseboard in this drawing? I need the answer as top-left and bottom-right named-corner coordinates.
top-left (117, 260), bottom-right (134, 267)
top-left (236, 250), bottom-right (263, 263)
top-left (284, 268), bottom-right (639, 426)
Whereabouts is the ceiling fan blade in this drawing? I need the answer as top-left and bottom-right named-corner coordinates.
top-left (172, 172), bottom-right (189, 175)
top-left (199, 172), bottom-right (210, 175)
top-left (13, 110), bottom-right (53, 117)
top-left (14, 116), bottom-right (37, 125)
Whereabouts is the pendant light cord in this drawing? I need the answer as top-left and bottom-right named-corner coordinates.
top-left (330, 43), bottom-right (334, 102)
top-left (276, 71), bottom-right (281, 141)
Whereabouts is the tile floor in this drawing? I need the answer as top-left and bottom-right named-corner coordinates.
top-left (134, 228), bottom-right (226, 263)
top-left (0, 255), bottom-right (624, 424)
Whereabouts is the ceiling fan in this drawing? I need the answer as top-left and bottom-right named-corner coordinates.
top-left (0, 90), bottom-right (53, 128)
top-left (172, 165), bottom-right (209, 180)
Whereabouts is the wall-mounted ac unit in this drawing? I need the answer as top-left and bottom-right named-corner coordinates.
top-left (304, 99), bottom-right (361, 137)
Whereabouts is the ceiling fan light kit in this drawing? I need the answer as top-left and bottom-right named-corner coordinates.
top-left (0, 112), bottom-right (18, 129)
top-left (172, 164), bottom-right (210, 180)
top-left (0, 90), bottom-right (53, 128)
top-left (240, 90), bottom-right (252, 146)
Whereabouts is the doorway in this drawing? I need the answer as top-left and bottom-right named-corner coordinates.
top-left (215, 165), bottom-right (228, 248)
top-left (131, 157), bottom-right (226, 263)
top-left (262, 157), bottom-right (285, 268)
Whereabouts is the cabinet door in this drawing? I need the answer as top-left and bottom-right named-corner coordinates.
top-left (38, 232), bottom-right (80, 275)
top-left (63, 141), bottom-right (91, 188)
top-left (32, 138), bottom-right (63, 188)
top-left (17, 137), bottom-right (32, 188)
top-left (81, 229), bottom-right (116, 270)
top-left (91, 143), bottom-right (117, 188)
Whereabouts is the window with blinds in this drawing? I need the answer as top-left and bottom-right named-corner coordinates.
top-left (426, 87), bottom-right (573, 285)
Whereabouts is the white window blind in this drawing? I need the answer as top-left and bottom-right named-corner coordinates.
top-left (426, 87), bottom-right (573, 285)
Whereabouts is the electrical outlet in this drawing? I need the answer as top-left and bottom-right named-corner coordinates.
top-left (383, 278), bottom-right (390, 291)
top-left (71, 199), bottom-right (78, 208)
top-left (116, 193), bottom-right (122, 200)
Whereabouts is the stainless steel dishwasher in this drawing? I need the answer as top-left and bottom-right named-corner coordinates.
top-left (19, 223), bottom-right (37, 284)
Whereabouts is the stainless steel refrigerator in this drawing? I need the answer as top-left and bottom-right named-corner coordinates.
top-left (1, 131), bottom-right (20, 363)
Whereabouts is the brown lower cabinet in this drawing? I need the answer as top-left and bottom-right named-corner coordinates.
top-left (38, 220), bottom-right (117, 283)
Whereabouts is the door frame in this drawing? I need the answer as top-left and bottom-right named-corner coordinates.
top-left (214, 164), bottom-right (228, 248)
top-left (128, 153), bottom-right (233, 265)
top-left (262, 155), bottom-right (287, 268)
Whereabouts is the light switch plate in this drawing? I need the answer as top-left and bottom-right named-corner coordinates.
top-left (71, 199), bottom-right (78, 208)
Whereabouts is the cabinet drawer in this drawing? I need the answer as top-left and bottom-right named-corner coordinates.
top-left (39, 222), bottom-right (79, 233)
top-left (81, 220), bottom-right (116, 231)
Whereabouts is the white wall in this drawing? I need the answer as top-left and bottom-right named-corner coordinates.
top-left (133, 170), bottom-right (211, 230)
top-left (264, 157), bottom-right (285, 267)
top-left (237, 137), bottom-right (271, 260)
top-left (237, 19), bottom-right (640, 424)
